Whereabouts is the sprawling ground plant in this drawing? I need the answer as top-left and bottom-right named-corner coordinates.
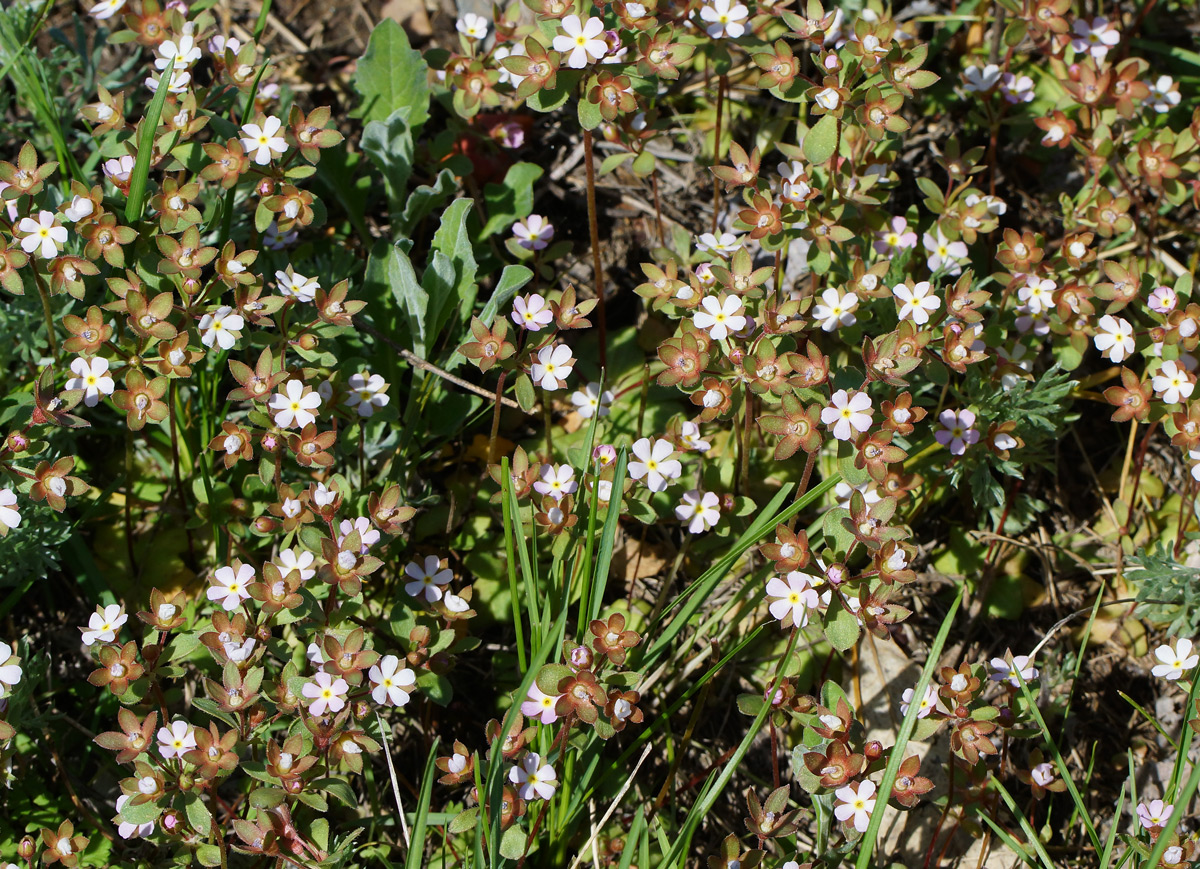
top-left (0, 0), bottom-right (1199, 866)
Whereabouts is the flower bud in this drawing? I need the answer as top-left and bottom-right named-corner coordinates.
top-left (19, 836), bottom-right (35, 859)
top-left (6, 432), bottom-right (27, 454)
top-left (178, 772), bottom-right (195, 791)
top-left (254, 516), bottom-right (277, 533)
top-left (864, 740), bottom-right (884, 761)
top-left (297, 332), bottom-right (318, 351)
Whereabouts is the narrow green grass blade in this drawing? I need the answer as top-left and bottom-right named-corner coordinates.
top-left (1143, 755), bottom-right (1200, 869)
top-left (124, 73), bottom-right (171, 222)
top-left (1012, 668), bottom-right (1103, 853)
top-left (617, 807), bottom-right (645, 869)
top-left (501, 458), bottom-right (528, 673)
top-left (588, 448), bottom-right (627, 624)
top-left (1099, 781), bottom-right (1125, 869)
top-left (986, 775), bottom-right (1058, 869)
top-left (855, 587), bottom-right (963, 869)
top-left (404, 735), bottom-right (440, 869)
top-left (976, 810), bottom-right (1046, 869)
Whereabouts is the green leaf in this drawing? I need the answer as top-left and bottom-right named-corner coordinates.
top-left (823, 593), bottom-right (861, 652)
top-left (405, 735), bottom-right (442, 869)
top-left (578, 96), bottom-right (604, 131)
top-left (425, 198), bottom-right (478, 344)
top-left (124, 72), bottom-right (171, 222)
top-left (527, 70), bottom-right (581, 112)
top-left (482, 163), bottom-right (544, 239)
top-left (196, 844), bottom-right (224, 867)
top-left (119, 797), bottom-right (165, 826)
top-left (535, 663), bottom-right (574, 695)
top-left (312, 776), bottom-right (357, 807)
top-left (353, 19), bottom-right (430, 129)
top-left (367, 240), bottom-right (427, 358)
top-left (599, 151), bottom-right (636, 176)
top-left (448, 807), bottom-right (479, 834)
top-left (182, 791), bottom-right (212, 834)
top-left (515, 373), bottom-right (536, 412)
top-left (416, 669), bottom-right (453, 706)
top-left (631, 149), bottom-right (656, 178)
top-left (802, 114), bottom-right (839, 166)
top-left (362, 107), bottom-right (415, 223)
top-left (398, 167), bottom-right (456, 238)
top-left (500, 825), bottom-right (527, 860)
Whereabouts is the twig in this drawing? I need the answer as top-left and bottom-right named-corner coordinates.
top-left (376, 711), bottom-right (412, 849)
top-left (565, 744), bottom-right (654, 869)
top-left (362, 324), bottom-right (524, 411)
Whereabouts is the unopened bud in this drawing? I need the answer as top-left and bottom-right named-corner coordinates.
top-left (297, 333), bottom-right (318, 351)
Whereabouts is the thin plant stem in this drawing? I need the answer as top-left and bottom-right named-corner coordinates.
top-left (710, 74), bottom-right (726, 235)
top-left (583, 129), bottom-right (607, 369)
top-left (32, 267), bottom-right (57, 362)
top-left (487, 371), bottom-right (507, 465)
top-left (124, 428), bottom-right (137, 575)
top-left (543, 393), bottom-right (555, 457)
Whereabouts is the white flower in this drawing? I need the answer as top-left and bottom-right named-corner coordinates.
top-left (531, 344), bottom-right (574, 391)
top-left (1137, 799), bottom-right (1174, 830)
top-left (552, 15), bottom-right (607, 69)
top-left (155, 34), bottom-right (201, 71)
top-left (0, 488), bottom-right (19, 531)
top-left (513, 215), bottom-right (554, 250)
top-left (302, 670), bottom-right (349, 716)
top-left (923, 229), bottom-right (969, 275)
top-left (699, 0), bottom-right (749, 39)
top-left (145, 70), bottom-right (191, 95)
top-left (835, 481), bottom-right (881, 509)
top-left (512, 293), bottom-right (554, 330)
top-left (521, 683), bottom-right (562, 724)
top-left (275, 548), bottom-right (316, 582)
top-left (207, 563), bottom-right (254, 611)
top-left (345, 371), bottom-right (390, 417)
top-left (199, 306), bottom-right (244, 351)
top-left (813, 87), bottom-right (841, 111)
top-left (834, 780), bottom-right (877, 833)
top-left (693, 295), bottom-right (747, 340)
top-left (533, 464), bottom-right (577, 501)
top-left (696, 231), bottom-right (741, 255)
top-left (1152, 360), bottom-right (1194, 406)
top-left (893, 281), bottom-right (940, 325)
top-left (962, 63), bottom-right (1001, 92)
top-left (240, 116), bottom-right (288, 165)
top-left (116, 794), bottom-right (155, 839)
top-left (64, 195), bottom-right (94, 222)
top-left (1149, 285), bottom-right (1178, 314)
top-left (812, 289), bottom-right (858, 332)
top-left (570, 382), bottom-right (613, 419)
top-left (66, 356), bottom-right (115, 407)
top-left (16, 211), bottom-right (67, 259)
top-left (1151, 637), bottom-right (1199, 680)
top-left (1094, 315), bottom-right (1134, 363)
top-left (103, 155), bottom-right (135, 184)
top-left (1145, 75), bottom-right (1181, 113)
top-left (456, 12), bottom-right (489, 40)
top-left (1015, 276), bottom-right (1055, 314)
top-left (628, 437), bottom-right (682, 492)
top-left (405, 555), bottom-right (452, 602)
top-left (1030, 762), bottom-right (1055, 787)
top-left (989, 654), bottom-right (1039, 687)
top-left (269, 380), bottom-right (322, 428)
top-left (88, 0), bottom-right (126, 19)
top-left (998, 73), bottom-right (1034, 104)
top-left (81, 604), bottom-right (127, 646)
top-left (0, 641), bottom-right (23, 693)
top-left (1071, 16), bottom-right (1120, 62)
top-left (679, 421), bottom-right (710, 452)
top-left (935, 409), bottom-right (980, 456)
top-left (509, 752), bottom-right (558, 800)
top-left (157, 720), bottom-right (196, 759)
top-left (821, 390), bottom-right (872, 441)
top-left (369, 655), bottom-right (417, 706)
top-left (675, 490), bottom-right (720, 533)
top-left (275, 269), bottom-right (319, 302)
top-left (337, 516), bottom-right (380, 553)
top-left (765, 572), bottom-right (820, 627)
top-left (900, 685), bottom-right (937, 718)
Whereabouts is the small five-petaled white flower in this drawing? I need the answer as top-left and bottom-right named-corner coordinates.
top-left (17, 211), bottom-right (67, 259)
top-left (531, 343), bottom-right (574, 391)
top-left (302, 670), bottom-right (349, 716)
top-left (512, 293), bottom-right (554, 330)
top-left (81, 604), bottom-right (128, 646)
top-left (988, 654), bottom-right (1039, 687)
top-left (699, 0), bottom-right (749, 38)
top-left (1094, 314), bottom-right (1135, 363)
top-left (675, 490), bottom-right (721, 533)
top-left (513, 215), bottom-right (554, 251)
top-left (455, 12), bottom-right (489, 41)
top-left (157, 720), bottom-right (196, 759)
top-left (765, 572), bottom-right (820, 627)
top-left (369, 654), bottom-right (417, 706)
top-left (269, 380), bottom-right (322, 428)
top-left (629, 437), bottom-right (682, 492)
top-left (552, 15), bottom-right (607, 69)
top-left (533, 464), bottom-right (577, 501)
top-left (812, 288), bottom-right (858, 332)
top-left (240, 116), bottom-right (288, 165)
top-left (693, 295), bottom-right (747, 340)
top-left (521, 684), bottom-right (563, 724)
top-left (509, 752), bottom-right (558, 800)
top-left (893, 281), bottom-right (940, 324)
top-left (821, 390), bottom-right (872, 441)
top-left (570, 382), bottom-right (613, 419)
top-left (834, 780), bottom-right (877, 833)
top-left (405, 554), bottom-right (453, 602)
top-left (199, 306), bottom-right (244, 350)
top-left (1151, 637), bottom-right (1199, 681)
top-left (207, 563), bottom-right (254, 611)
top-left (66, 356), bottom-right (115, 407)
top-left (345, 371), bottom-right (390, 417)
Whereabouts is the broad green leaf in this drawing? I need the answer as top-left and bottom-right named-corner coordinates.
top-left (500, 825), bottom-right (527, 860)
top-left (398, 167), bottom-right (456, 237)
top-left (823, 594), bottom-right (861, 651)
top-left (366, 240), bottom-right (427, 357)
top-left (124, 72), bottom-right (171, 222)
top-left (353, 19), bottom-right (430, 129)
top-left (361, 107), bottom-right (415, 222)
top-left (182, 791), bottom-right (212, 834)
top-left (803, 114), bottom-right (838, 166)
top-left (578, 95), bottom-right (604, 131)
top-left (527, 69), bottom-right (581, 112)
top-left (482, 162), bottom-right (543, 239)
top-left (425, 198), bottom-right (478, 343)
